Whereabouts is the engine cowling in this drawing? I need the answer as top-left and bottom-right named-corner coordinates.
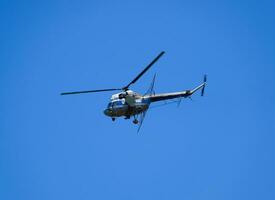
top-left (118, 93), bottom-right (126, 99)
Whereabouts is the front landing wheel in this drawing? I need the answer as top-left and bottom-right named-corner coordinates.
top-left (112, 118), bottom-right (115, 122)
top-left (133, 119), bottom-right (139, 124)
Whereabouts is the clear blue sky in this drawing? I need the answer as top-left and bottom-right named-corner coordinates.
top-left (1, 0), bottom-right (275, 199)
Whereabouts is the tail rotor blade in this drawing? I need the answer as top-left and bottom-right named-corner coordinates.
top-left (201, 74), bottom-right (207, 96)
top-left (201, 86), bottom-right (205, 96)
top-left (203, 74), bottom-right (207, 82)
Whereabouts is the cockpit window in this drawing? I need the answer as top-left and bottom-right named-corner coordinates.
top-left (107, 101), bottom-right (124, 108)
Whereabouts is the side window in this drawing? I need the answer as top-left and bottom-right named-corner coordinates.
top-left (113, 101), bottom-right (123, 106)
top-left (107, 100), bottom-right (124, 107)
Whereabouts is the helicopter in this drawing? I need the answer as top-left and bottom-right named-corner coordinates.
top-left (61, 51), bottom-right (207, 131)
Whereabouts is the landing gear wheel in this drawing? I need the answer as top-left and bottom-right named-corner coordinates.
top-left (133, 119), bottom-right (139, 124)
top-left (112, 118), bottom-right (115, 121)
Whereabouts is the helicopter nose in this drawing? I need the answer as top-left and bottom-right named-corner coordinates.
top-left (104, 109), bottom-right (112, 116)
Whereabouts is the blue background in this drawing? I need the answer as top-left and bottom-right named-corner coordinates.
top-left (1, 0), bottom-right (275, 199)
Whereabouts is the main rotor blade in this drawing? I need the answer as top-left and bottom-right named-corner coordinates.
top-left (123, 51), bottom-right (165, 90)
top-left (144, 73), bottom-right (156, 96)
top-left (137, 110), bottom-right (148, 133)
top-left (60, 88), bottom-right (121, 95)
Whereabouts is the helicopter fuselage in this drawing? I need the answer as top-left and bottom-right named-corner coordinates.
top-left (103, 90), bottom-right (150, 118)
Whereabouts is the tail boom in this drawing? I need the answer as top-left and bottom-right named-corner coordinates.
top-left (145, 75), bottom-right (207, 103)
